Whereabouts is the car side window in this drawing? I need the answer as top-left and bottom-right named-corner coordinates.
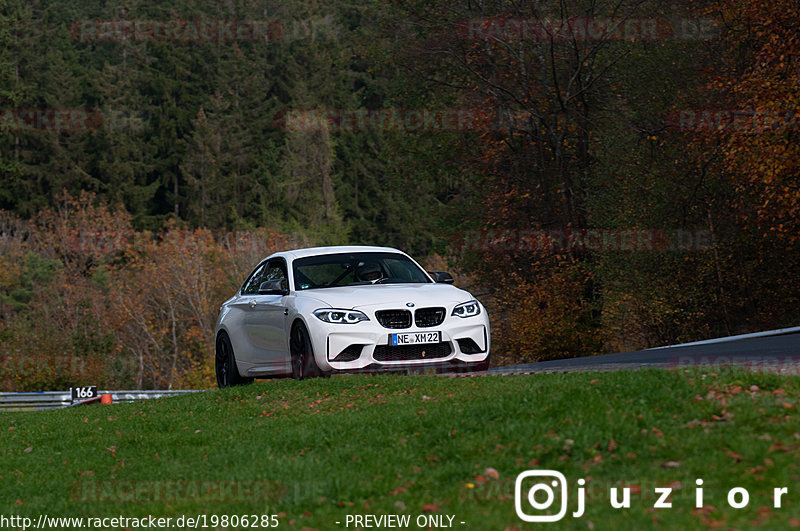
top-left (264, 259), bottom-right (288, 292)
top-left (241, 262), bottom-right (267, 295)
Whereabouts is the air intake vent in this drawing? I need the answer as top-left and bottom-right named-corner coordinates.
top-left (373, 342), bottom-right (452, 361)
top-left (456, 338), bottom-right (484, 354)
top-left (333, 344), bottom-right (364, 362)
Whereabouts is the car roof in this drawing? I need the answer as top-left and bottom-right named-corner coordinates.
top-left (274, 245), bottom-right (407, 261)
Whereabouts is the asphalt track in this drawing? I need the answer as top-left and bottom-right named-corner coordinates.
top-left (4, 331), bottom-right (798, 410)
top-left (490, 331), bottom-right (800, 375)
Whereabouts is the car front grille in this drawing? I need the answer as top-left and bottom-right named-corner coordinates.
top-left (373, 342), bottom-right (452, 361)
top-left (375, 309), bottom-right (412, 329)
top-left (414, 307), bottom-right (445, 328)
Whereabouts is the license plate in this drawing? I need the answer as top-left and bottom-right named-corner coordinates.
top-left (389, 331), bottom-right (441, 346)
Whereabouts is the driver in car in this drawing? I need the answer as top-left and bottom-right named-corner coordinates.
top-left (356, 262), bottom-right (384, 282)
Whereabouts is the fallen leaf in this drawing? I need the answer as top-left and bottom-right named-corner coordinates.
top-left (661, 461), bottom-right (681, 468)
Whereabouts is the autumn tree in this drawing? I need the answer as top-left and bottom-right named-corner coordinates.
top-left (708, 0), bottom-right (800, 241)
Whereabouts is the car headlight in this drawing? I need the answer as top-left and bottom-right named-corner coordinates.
top-left (314, 309), bottom-right (370, 324)
top-left (452, 300), bottom-right (481, 318)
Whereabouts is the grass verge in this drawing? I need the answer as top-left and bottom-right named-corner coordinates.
top-left (2, 368), bottom-right (800, 529)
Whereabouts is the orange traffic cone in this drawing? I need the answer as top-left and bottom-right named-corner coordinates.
top-left (101, 394), bottom-right (113, 405)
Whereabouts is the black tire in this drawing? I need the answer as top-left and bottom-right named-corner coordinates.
top-left (289, 322), bottom-right (329, 380)
top-left (215, 332), bottom-right (254, 388)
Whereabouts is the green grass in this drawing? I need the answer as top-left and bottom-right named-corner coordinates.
top-left (2, 369), bottom-right (800, 529)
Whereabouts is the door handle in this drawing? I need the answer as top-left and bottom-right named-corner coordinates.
top-left (284, 308), bottom-right (289, 316)
top-left (249, 300), bottom-right (257, 309)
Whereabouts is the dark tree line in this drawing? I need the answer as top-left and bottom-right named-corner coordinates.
top-left (1, 0), bottom-right (799, 377)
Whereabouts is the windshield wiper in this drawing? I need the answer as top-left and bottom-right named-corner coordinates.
top-left (373, 277), bottom-right (409, 284)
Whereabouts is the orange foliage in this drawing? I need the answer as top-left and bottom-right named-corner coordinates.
top-left (487, 260), bottom-right (604, 365)
top-left (707, 0), bottom-right (800, 240)
top-left (0, 192), bottom-right (291, 391)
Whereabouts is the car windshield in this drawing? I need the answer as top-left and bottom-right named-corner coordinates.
top-left (292, 252), bottom-right (431, 290)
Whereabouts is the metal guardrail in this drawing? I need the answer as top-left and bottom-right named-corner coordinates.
top-left (0, 389), bottom-right (203, 412)
top-left (648, 325), bottom-right (800, 349)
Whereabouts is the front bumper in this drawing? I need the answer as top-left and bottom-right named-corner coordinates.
top-left (307, 310), bottom-right (491, 372)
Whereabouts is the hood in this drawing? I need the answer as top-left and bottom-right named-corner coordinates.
top-left (296, 283), bottom-right (473, 309)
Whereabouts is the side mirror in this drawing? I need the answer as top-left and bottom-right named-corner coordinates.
top-left (428, 271), bottom-right (454, 284)
top-left (258, 279), bottom-right (288, 295)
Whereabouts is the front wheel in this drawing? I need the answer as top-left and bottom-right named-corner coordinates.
top-left (289, 323), bottom-right (330, 379)
top-left (216, 333), bottom-right (254, 388)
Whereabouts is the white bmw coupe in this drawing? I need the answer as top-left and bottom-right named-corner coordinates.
top-left (214, 245), bottom-right (490, 387)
